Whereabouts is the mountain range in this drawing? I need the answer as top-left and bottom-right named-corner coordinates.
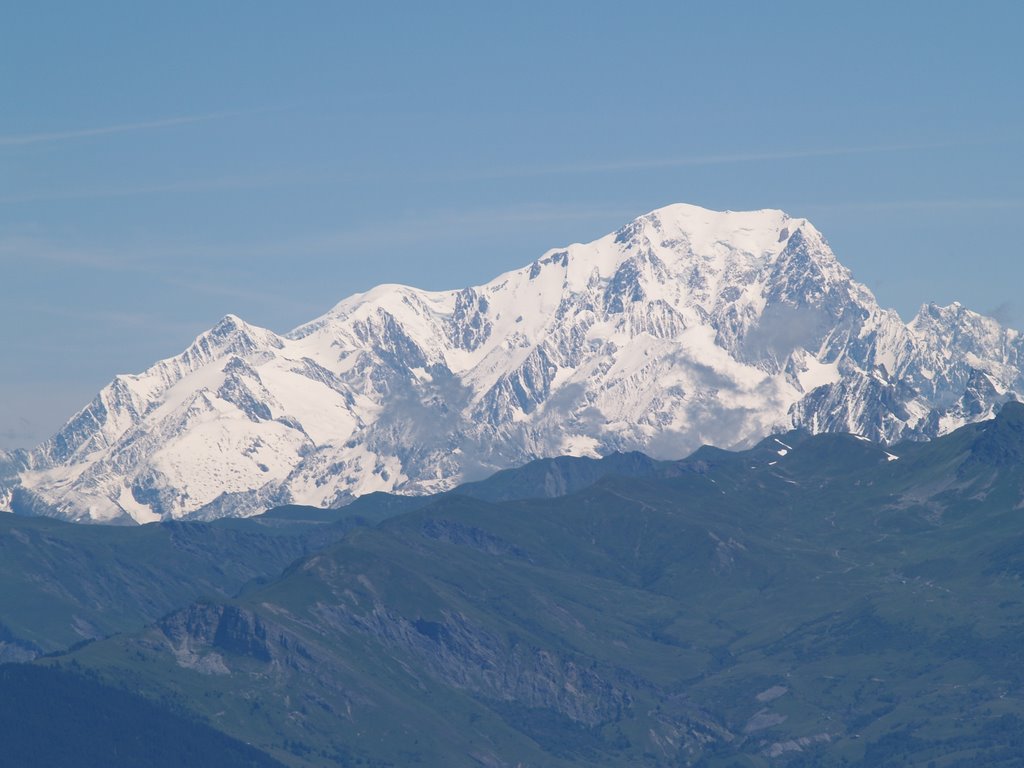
top-left (4, 203), bottom-right (1022, 523)
top-left (42, 402), bottom-right (1024, 767)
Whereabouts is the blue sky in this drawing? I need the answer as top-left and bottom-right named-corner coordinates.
top-left (1, 1), bottom-right (1022, 448)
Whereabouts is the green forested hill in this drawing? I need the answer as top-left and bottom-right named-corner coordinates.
top-left (53, 403), bottom-right (1024, 766)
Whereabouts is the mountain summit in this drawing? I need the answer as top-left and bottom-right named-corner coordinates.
top-left (7, 203), bottom-right (1023, 522)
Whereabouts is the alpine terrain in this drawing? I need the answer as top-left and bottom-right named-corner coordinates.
top-left (5, 204), bottom-right (1022, 523)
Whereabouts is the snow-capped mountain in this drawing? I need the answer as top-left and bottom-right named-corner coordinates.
top-left (6, 204), bottom-right (1022, 523)
top-left (0, 449), bottom-right (26, 513)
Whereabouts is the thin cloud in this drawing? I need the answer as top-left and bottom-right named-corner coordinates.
top-left (985, 301), bottom-right (1019, 328)
top-left (0, 235), bottom-right (154, 271)
top-left (0, 110), bottom-right (260, 148)
top-left (109, 203), bottom-right (632, 262)
top-left (0, 171), bottom-right (321, 205)
top-left (159, 275), bottom-right (319, 318)
top-left (0, 416), bottom-right (34, 443)
top-left (0, 427), bottom-right (34, 444)
top-left (255, 203), bottom-right (633, 256)
top-left (798, 198), bottom-right (1024, 213)
top-left (14, 304), bottom-right (202, 336)
top-left (459, 140), bottom-right (972, 181)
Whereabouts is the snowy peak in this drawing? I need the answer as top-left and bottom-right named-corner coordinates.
top-left (910, 302), bottom-right (1020, 354)
top-left (189, 313), bottom-right (285, 361)
top-left (34, 314), bottom-right (286, 467)
top-left (910, 303), bottom-right (1023, 385)
top-left (7, 203), bottom-right (1024, 523)
top-left (616, 203), bottom-right (797, 256)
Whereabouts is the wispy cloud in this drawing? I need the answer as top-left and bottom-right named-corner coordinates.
top-left (13, 303), bottom-right (202, 336)
top-left (797, 197), bottom-right (1024, 213)
top-left (201, 203), bottom-right (633, 260)
top-left (458, 140), bottom-right (971, 180)
top-left (987, 301), bottom-right (1019, 327)
top-left (0, 235), bottom-right (152, 271)
top-left (0, 171), bottom-right (320, 205)
top-left (0, 416), bottom-right (34, 442)
top-left (158, 275), bottom-right (321, 317)
top-left (399, 203), bottom-right (631, 230)
top-left (0, 110), bottom-right (258, 148)
top-left (0, 202), bottom-right (627, 312)
top-left (65, 203), bottom-right (631, 263)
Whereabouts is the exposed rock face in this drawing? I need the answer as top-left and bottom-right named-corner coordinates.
top-left (153, 593), bottom-right (634, 732)
top-left (7, 204), bottom-right (1023, 522)
top-left (315, 601), bottom-right (631, 727)
top-left (158, 603), bottom-right (276, 674)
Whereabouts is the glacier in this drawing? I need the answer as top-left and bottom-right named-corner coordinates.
top-left (5, 203), bottom-right (1022, 523)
